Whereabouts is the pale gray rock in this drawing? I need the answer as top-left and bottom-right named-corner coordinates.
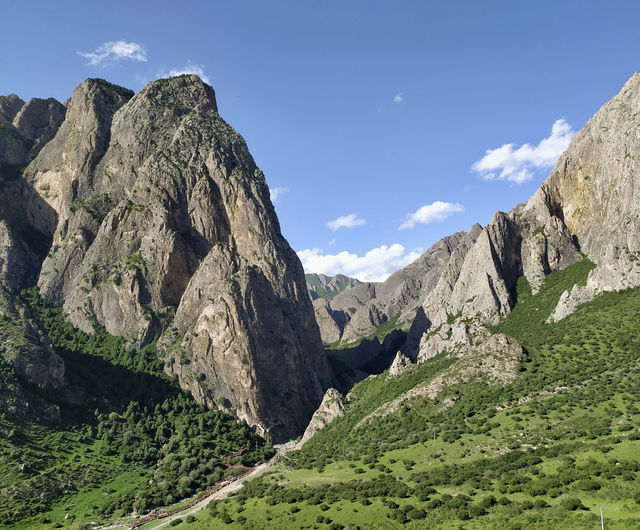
top-left (12, 75), bottom-right (331, 440)
top-left (528, 71), bottom-right (640, 314)
top-left (0, 95), bottom-right (25, 123)
top-left (299, 388), bottom-right (345, 446)
top-left (434, 212), bottom-right (521, 326)
top-left (13, 98), bottom-right (66, 160)
top-left (0, 284), bottom-right (65, 390)
top-left (547, 283), bottom-right (595, 323)
top-left (320, 228), bottom-right (481, 346)
top-left (388, 351), bottom-right (412, 377)
top-left (417, 320), bottom-right (472, 362)
top-left (0, 95), bottom-right (65, 166)
top-left (312, 298), bottom-right (343, 344)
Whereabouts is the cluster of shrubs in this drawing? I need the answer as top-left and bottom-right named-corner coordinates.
top-left (4, 288), bottom-right (273, 520)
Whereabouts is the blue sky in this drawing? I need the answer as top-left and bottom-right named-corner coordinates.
top-left (2, 1), bottom-right (640, 281)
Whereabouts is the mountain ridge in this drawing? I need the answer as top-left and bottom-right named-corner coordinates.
top-left (0, 75), bottom-right (332, 441)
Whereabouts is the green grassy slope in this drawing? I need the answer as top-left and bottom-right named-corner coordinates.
top-left (0, 288), bottom-right (273, 529)
top-left (183, 259), bottom-right (640, 529)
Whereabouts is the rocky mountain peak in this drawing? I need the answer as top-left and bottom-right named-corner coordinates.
top-left (0, 94), bottom-right (25, 124)
top-left (0, 76), bottom-right (332, 440)
top-left (140, 75), bottom-right (218, 114)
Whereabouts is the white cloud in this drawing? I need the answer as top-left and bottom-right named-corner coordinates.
top-left (298, 244), bottom-right (423, 282)
top-left (393, 93), bottom-right (404, 103)
top-left (165, 62), bottom-right (210, 84)
top-left (326, 213), bottom-right (366, 231)
top-left (471, 119), bottom-right (574, 184)
top-left (399, 201), bottom-right (464, 230)
top-left (269, 187), bottom-right (288, 202)
top-left (79, 40), bottom-right (147, 66)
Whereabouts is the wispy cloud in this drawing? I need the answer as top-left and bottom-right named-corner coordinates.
top-left (393, 93), bottom-right (404, 103)
top-left (78, 40), bottom-right (147, 66)
top-left (269, 187), bottom-right (288, 202)
top-left (399, 201), bottom-right (464, 230)
top-left (472, 119), bottom-right (574, 184)
top-left (298, 244), bottom-right (423, 282)
top-left (164, 62), bottom-right (210, 84)
top-left (326, 213), bottom-right (366, 231)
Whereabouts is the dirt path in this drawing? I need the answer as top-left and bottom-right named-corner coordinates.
top-left (136, 455), bottom-right (281, 529)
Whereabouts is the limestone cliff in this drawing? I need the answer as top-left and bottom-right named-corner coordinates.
top-left (299, 388), bottom-right (345, 446)
top-left (0, 76), bottom-right (332, 440)
top-left (321, 72), bottom-right (640, 375)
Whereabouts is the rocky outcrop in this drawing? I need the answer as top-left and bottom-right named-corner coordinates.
top-left (312, 298), bottom-right (344, 344)
top-left (0, 97), bottom-right (67, 413)
top-left (358, 332), bottom-right (523, 427)
top-left (435, 213), bottom-right (522, 326)
top-left (547, 283), bottom-right (595, 323)
top-left (0, 95), bottom-right (65, 166)
top-left (535, 72), bottom-right (640, 316)
top-left (299, 388), bottom-right (345, 446)
top-left (0, 76), bottom-right (331, 440)
top-left (417, 321), bottom-right (472, 362)
top-left (388, 351), bottom-right (412, 377)
top-left (518, 209), bottom-right (581, 294)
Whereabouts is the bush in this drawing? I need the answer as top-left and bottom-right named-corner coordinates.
top-left (560, 497), bottom-right (586, 511)
top-left (575, 478), bottom-right (601, 491)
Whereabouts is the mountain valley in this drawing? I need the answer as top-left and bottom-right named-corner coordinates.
top-left (1, 72), bottom-right (640, 529)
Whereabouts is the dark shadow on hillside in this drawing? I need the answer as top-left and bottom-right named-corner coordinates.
top-left (326, 329), bottom-right (408, 392)
top-left (399, 307), bottom-right (430, 362)
top-left (0, 170), bottom-right (57, 272)
top-left (33, 346), bottom-right (181, 425)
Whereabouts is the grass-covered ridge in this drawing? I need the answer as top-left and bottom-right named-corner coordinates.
top-left (0, 288), bottom-right (273, 528)
top-left (184, 260), bottom-right (640, 529)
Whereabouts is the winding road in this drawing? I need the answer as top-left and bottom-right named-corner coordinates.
top-left (130, 443), bottom-right (299, 529)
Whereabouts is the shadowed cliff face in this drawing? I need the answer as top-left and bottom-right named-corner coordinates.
top-left (0, 76), bottom-right (331, 440)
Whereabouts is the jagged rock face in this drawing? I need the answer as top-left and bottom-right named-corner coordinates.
top-left (299, 388), bottom-right (345, 446)
top-left (417, 321), bottom-right (472, 363)
top-left (388, 74), bottom-right (640, 362)
top-left (8, 75), bottom-right (330, 440)
top-left (312, 298), bottom-right (344, 344)
top-left (539, 73), bottom-right (640, 291)
top-left (316, 75), bottom-right (640, 370)
top-left (388, 351), bottom-right (412, 377)
top-left (0, 95), bottom-right (25, 123)
top-left (437, 213), bottom-right (522, 325)
top-left (0, 95), bottom-right (66, 166)
top-left (0, 222), bottom-right (56, 387)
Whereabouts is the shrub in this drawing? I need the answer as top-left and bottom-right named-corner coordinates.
top-left (560, 497), bottom-right (586, 511)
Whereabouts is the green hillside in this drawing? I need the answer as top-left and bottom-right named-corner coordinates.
top-left (0, 288), bottom-right (273, 529)
top-left (180, 259), bottom-right (640, 529)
